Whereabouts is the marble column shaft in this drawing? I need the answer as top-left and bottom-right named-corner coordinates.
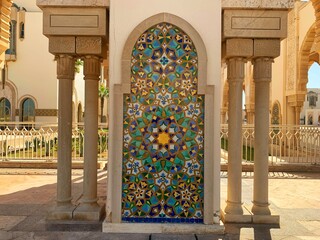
top-left (82, 55), bottom-right (101, 205)
top-left (225, 57), bottom-right (246, 215)
top-left (56, 55), bottom-right (75, 207)
top-left (252, 57), bottom-right (273, 215)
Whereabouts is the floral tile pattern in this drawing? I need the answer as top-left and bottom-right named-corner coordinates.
top-left (122, 23), bottom-right (204, 223)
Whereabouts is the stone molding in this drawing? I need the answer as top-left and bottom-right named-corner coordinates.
top-left (49, 36), bottom-right (107, 58)
top-left (42, 7), bottom-right (107, 37)
top-left (37, 0), bottom-right (110, 8)
top-left (223, 10), bottom-right (288, 39)
top-left (56, 55), bottom-right (75, 80)
top-left (222, 0), bottom-right (294, 9)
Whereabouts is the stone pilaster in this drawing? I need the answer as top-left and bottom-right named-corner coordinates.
top-left (73, 55), bottom-right (105, 221)
top-left (49, 54), bottom-right (75, 220)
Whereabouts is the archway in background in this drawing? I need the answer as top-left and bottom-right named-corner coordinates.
top-left (21, 97), bottom-right (35, 129)
top-left (0, 98), bottom-right (11, 122)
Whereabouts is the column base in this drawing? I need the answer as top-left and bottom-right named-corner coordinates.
top-left (103, 222), bottom-right (225, 234)
top-left (221, 203), bottom-right (280, 224)
top-left (252, 202), bottom-right (271, 215)
top-left (221, 203), bottom-right (252, 223)
top-left (47, 204), bottom-right (76, 220)
top-left (73, 203), bottom-right (105, 221)
top-left (252, 214), bottom-right (280, 224)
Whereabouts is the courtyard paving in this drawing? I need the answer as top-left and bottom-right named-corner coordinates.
top-left (0, 168), bottom-right (319, 239)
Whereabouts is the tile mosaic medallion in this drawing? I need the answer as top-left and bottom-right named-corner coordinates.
top-left (122, 22), bottom-right (205, 223)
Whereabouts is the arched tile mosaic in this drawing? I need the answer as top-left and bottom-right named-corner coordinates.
top-left (122, 22), bottom-right (205, 223)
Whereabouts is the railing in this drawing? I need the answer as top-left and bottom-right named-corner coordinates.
top-left (221, 124), bottom-right (320, 165)
top-left (0, 122), bottom-right (108, 161)
top-left (1, 122), bottom-right (319, 166)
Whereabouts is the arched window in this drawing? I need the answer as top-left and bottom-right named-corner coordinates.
top-left (0, 98), bottom-right (11, 121)
top-left (271, 101), bottom-right (281, 125)
top-left (5, 21), bottom-right (17, 55)
top-left (19, 22), bottom-right (25, 39)
top-left (22, 98), bottom-right (35, 122)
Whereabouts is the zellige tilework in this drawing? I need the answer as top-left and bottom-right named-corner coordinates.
top-left (122, 23), bottom-right (205, 223)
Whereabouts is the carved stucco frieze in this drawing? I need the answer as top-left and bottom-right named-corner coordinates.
top-left (286, 9), bottom-right (297, 92)
top-left (49, 36), bottom-right (76, 54)
top-left (311, 0), bottom-right (320, 52)
top-left (76, 37), bottom-right (102, 55)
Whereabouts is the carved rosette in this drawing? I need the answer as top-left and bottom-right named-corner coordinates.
top-left (253, 58), bottom-right (274, 83)
top-left (56, 55), bottom-right (75, 80)
top-left (83, 56), bottom-right (101, 81)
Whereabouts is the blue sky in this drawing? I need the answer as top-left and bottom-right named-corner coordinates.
top-left (308, 63), bottom-right (320, 88)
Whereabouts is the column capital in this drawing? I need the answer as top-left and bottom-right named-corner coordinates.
top-left (83, 55), bottom-right (102, 81)
top-left (227, 57), bottom-right (247, 83)
top-left (252, 57), bottom-right (274, 83)
top-left (55, 54), bottom-right (75, 80)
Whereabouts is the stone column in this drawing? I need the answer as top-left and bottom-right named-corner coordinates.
top-left (52, 54), bottom-right (75, 219)
top-left (74, 55), bottom-right (104, 221)
top-left (252, 57), bottom-right (273, 216)
top-left (224, 57), bottom-right (246, 216)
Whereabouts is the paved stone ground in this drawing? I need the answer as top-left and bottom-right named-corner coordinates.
top-left (0, 169), bottom-right (319, 239)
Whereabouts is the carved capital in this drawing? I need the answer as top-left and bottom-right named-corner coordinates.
top-left (253, 57), bottom-right (274, 83)
top-left (227, 57), bottom-right (246, 83)
top-left (83, 55), bottom-right (101, 81)
top-left (56, 55), bottom-right (75, 80)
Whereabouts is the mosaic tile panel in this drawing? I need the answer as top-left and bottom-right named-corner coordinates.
top-left (122, 23), bottom-right (204, 223)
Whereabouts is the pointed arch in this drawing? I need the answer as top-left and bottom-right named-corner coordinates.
top-left (298, 23), bottom-right (316, 92)
top-left (121, 13), bottom-right (207, 91)
top-left (271, 100), bottom-right (282, 125)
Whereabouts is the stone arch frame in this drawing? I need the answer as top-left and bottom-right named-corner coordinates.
top-left (0, 80), bottom-right (18, 121)
top-left (298, 23), bottom-right (316, 93)
top-left (109, 13), bottom-right (219, 226)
